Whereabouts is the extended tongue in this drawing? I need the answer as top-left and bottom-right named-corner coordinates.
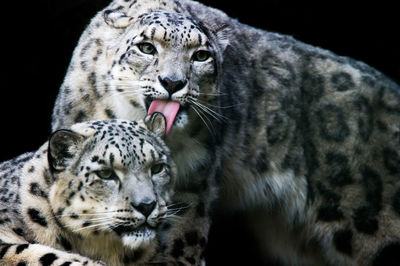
top-left (148, 100), bottom-right (180, 135)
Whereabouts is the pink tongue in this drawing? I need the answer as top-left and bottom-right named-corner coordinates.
top-left (148, 100), bottom-right (180, 135)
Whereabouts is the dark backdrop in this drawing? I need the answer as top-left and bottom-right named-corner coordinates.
top-left (1, 1), bottom-right (399, 264)
top-left (1, 0), bottom-right (398, 160)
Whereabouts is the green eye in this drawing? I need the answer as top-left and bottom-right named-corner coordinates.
top-left (193, 50), bottom-right (211, 62)
top-left (138, 43), bottom-right (156, 55)
top-left (95, 169), bottom-right (114, 180)
top-left (151, 164), bottom-right (165, 175)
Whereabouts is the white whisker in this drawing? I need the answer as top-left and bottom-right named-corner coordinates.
top-left (73, 220), bottom-right (115, 232)
top-left (198, 91), bottom-right (227, 97)
top-left (166, 203), bottom-right (192, 213)
top-left (160, 213), bottom-right (184, 222)
top-left (189, 99), bottom-right (228, 124)
top-left (166, 202), bottom-right (193, 208)
top-left (190, 105), bottom-right (216, 136)
top-left (194, 101), bottom-right (228, 122)
top-left (51, 210), bottom-right (121, 220)
top-left (85, 217), bottom-right (115, 222)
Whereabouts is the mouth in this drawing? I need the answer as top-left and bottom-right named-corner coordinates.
top-left (146, 97), bottom-right (189, 135)
top-left (112, 224), bottom-right (155, 237)
top-left (113, 224), bottom-right (156, 249)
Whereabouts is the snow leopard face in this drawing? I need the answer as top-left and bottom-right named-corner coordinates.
top-left (48, 114), bottom-right (175, 250)
top-left (107, 11), bottom-right (219, 135)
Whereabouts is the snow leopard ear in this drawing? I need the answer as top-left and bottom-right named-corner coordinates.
top-left (48, 130), bottom-right (85, 171)
top-left (144, 112), bottom-right (167, 138)
top-left (103, 8), bottom-right (134, 29)
top-left (187, 5), bottom-right (231, 52)
top-left (210, 23), bottom-right (230, 52)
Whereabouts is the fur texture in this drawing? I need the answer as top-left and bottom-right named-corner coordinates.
top-left (0, 115), bottom-right (177, 265)
top-left (51, 0), bottom-right (400, 265)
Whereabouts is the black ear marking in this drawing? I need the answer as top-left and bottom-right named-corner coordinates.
top-left (144, 112), bottom-right (167, 138)
top-left (48, 130), bottom-right (85, 171)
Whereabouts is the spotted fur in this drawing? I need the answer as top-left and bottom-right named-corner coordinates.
top-left (51, 0), bottom-right (400, 265)
top-left (0, 115), bottom-right (176, 265)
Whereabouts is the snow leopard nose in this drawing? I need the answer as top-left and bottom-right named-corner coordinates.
top-left (132, 198), bottom-right (156, 218)
top-left (158, 76), bottom-right (187, 96)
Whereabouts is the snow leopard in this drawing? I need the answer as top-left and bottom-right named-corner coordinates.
top-left (51, 0), bottom-right (400, 265)
top-left (0, 113), bottom-right (177, 265)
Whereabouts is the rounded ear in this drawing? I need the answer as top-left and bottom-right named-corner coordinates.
top-left (212, 24), bottom-right (230, 52)
top-left (103, 8), bottom-right (134, 29)
top-left (48, 130), bottom-right (85, 171)
top-left (144, 112), bottom-right (167, 138)
top-left (184, 2), bottom-right (231, 53)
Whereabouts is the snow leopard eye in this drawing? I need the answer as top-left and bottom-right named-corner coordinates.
top-left (193, 50), bottom-right (211, 62)
top-left (95, 169), bottom-right (115, 180)
top-left (151, 163), bottom-right (166, 175)
top-left (137, 43), bottom-right (156, 55)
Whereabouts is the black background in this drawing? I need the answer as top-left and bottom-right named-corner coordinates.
top-left (1, 0), bottom-right (398, 160)
top-left (1, 1), bottom-right (399, 264)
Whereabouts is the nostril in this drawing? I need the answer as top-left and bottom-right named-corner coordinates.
top-left (133, 200), bottom-right (156, 218)
top-left (158, 76), bottom-right (169, 89)
top-left (158, 76), bottom-right (187, 96)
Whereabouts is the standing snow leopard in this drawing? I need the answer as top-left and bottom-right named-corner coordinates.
top-left (51, 0), bottom-right (400, 265)
top-left (0, 114), bottom-right (177, 265)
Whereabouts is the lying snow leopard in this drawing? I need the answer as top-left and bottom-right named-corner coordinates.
top-left (51, 0), bottom-right (400, 265)
top-left (0, 113), bottom-right (176, 265)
